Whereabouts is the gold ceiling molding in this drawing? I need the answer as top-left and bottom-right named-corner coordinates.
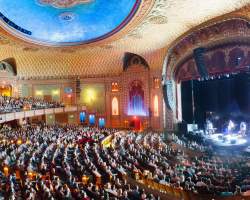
top-left (23, 47), bottom-right (39, 52)
top-left (98, 44), bottom-right (113, 49)
top-left (125, 0), bottom-right (169, 40)
top-left (148, 15), bottom-right (168, 24)
top-left (0, 36), bottom-right (10, 45)
top-left (37, 0), bottom-right (93, 8)
top-left (60, 48), bottom-right (76, 53)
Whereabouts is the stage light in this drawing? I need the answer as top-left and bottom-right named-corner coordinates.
top-left (3, 166), bottom-right (9, 176)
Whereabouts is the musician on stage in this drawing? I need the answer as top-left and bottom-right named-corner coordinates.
top-left (206, 119), bottom-right (214, 135)
top-left (239, 122), bottom-right (247, 136)
top-left (228, 120), bottom-right (235, 134)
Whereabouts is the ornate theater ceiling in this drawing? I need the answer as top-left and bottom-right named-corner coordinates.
top-left (0, 0), bottom-right (249, 79)
top-left (0, 0), bottom-right (140, 45)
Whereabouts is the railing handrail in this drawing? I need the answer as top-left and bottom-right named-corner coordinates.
top-left (0, 105), bottom-right (78, 123)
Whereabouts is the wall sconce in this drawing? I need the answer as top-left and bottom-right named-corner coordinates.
top-left (17, 139), bottom-right (22, 145)
top-left (82, 175), bottom-right (89, 185)
top-left (3, 166), bottom-right (9, 176)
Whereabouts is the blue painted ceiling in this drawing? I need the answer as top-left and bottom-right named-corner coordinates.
top-left (0, 0), bottom-right (139, 46)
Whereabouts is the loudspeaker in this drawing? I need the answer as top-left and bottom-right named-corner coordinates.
top-left (193, 47), bottom-right (208, 79)
top-left (177, 121), bottom-right (187, 134)
top-left (230, 139), bottom-right (236, 144)
top-left (76, 78), bottom-right (81, 98)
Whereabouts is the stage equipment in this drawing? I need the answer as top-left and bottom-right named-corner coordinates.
top-left (187, 124), bottom-right (198, 132)
top-left (193, 47), bottom-right (208, 79)
top-left (206, 133), bottom-right (247, 147)
top-left (205, 120), bottom-right (215, 135)
top-left (178, 122), bottom-right (187, 134)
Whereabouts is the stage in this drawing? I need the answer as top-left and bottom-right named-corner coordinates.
top-left (205, 133), bottom-right (248, 147)
top-left (204, 133), bottom-right (250, 154)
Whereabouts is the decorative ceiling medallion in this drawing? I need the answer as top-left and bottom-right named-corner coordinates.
top-left (37, 0), bottom-right (93, 8)
top-left (23, 47), bottom-right (39, 52)
top-left (59, 12), bottom-right (76, 22)
top-left (60, 48), bottom-right (76, 53)
top-left (0, 36), bottom-right (10, 45)
top-left (99, 44), bottom-right (113, 49)
top-left (127, 31), bottom-right (142, 39)
top-left (148, 16), bottom-right (168, 24)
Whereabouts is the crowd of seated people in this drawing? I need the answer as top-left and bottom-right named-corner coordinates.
top-left (111, 132), bottom-right (250, 198)
top-left (1, 123), bottom-right (250, 199)
top-left (0, 124), bottom-right (160, 200)
top-left (171, 133), bottom-right (211, 152)
top-left (0, 95), bottom-right (64, 113)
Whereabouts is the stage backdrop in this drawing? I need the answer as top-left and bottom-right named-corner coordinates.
top-left (79, 84), bottom-right (105, 113)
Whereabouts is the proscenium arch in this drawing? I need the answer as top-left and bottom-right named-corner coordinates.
top-left (162, 17), bottom-right (250, 84)
top-left (161, 17), bottom-right (250, 119)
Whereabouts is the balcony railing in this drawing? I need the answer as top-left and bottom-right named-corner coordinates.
top-left (0, 106), bottom-right (77, 123)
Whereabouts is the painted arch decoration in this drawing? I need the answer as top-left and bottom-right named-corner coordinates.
top-left (0, 58), bottom-right (17, 76)
top-left (123, 52), bottom-right (150, 71)
top-left (163, 18), bottom-right (250, 83)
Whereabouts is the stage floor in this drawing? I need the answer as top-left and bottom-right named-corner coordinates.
top-left (205, 133), bottom-right (249, 147)
top-left (199, 133), bottom-right (250, 155)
